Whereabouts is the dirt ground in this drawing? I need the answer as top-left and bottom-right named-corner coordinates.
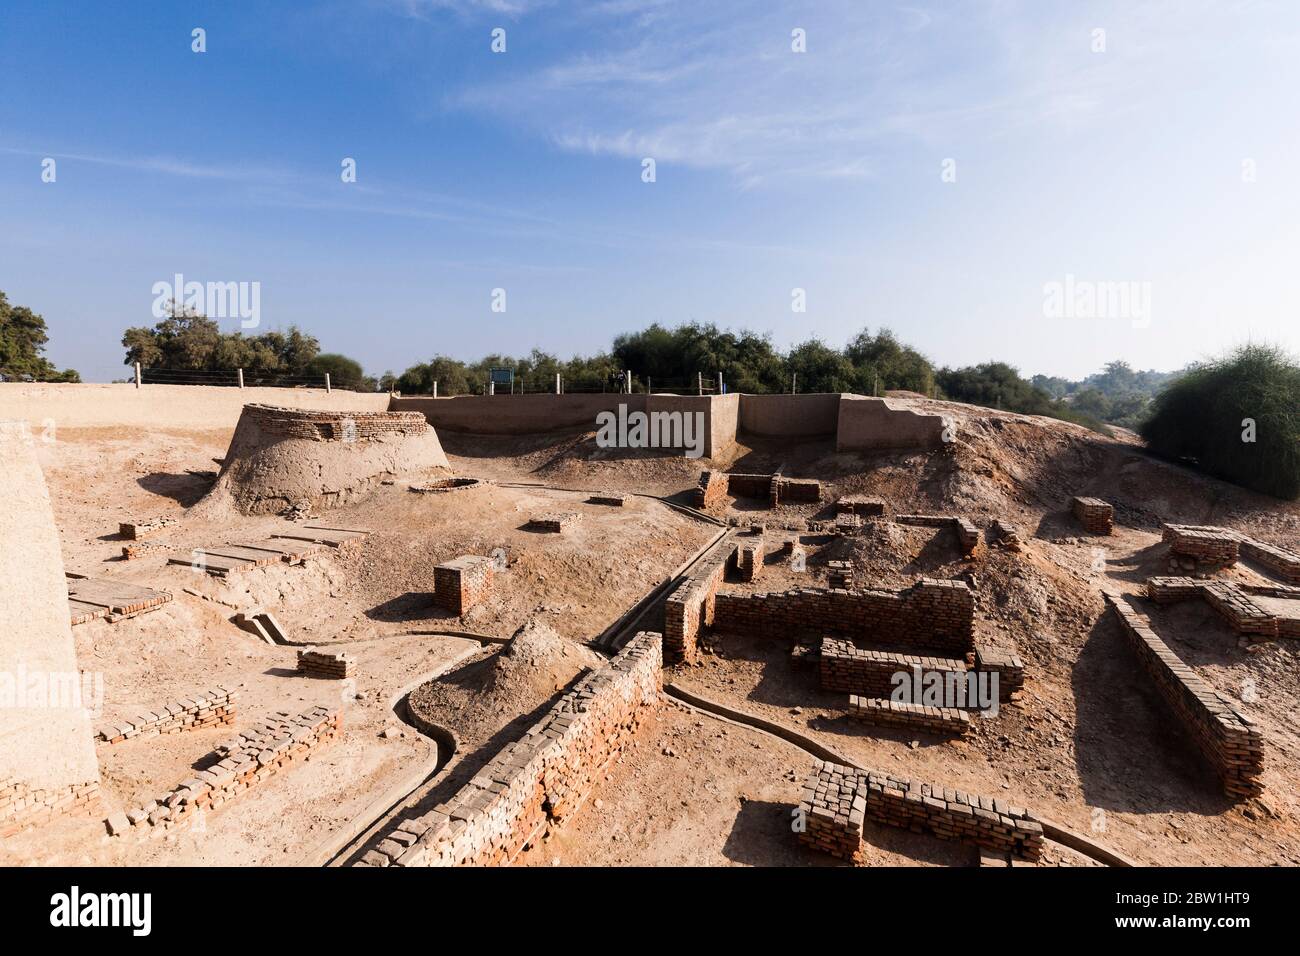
top-left (8, 398), bottom-right (1300, 867)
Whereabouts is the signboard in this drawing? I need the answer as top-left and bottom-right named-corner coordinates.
top-left (489, 367), bottom-right (514, 386)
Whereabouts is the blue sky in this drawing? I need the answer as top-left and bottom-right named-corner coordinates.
top-left (2, 0), bottom-right (1299, 384)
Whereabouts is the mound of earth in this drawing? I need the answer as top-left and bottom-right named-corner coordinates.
top-left (190, 403), bottom-right (450, 517)
top-left (407, 619), bottom-right (603, 749)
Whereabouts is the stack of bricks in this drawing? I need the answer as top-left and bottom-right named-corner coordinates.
top-left (798, 760), bottom-right (1043, 863)
top-left (358, 633), bottom-right (662, 867)
top-left (973, 646), bottom-right (1025, 700)
top-left (954, 518), bottom-right (981, 555)
top-left (836, 496), bottom-right (885, 517)
top-left (819, 639), bottom-right (966, 696)
top-left (106, 707), bottom-right (340, 835)
top-left (848, 696), bottom-right (971, 735)
top-left (735, 537), bottom-right (764, 583)
top-left (1071, 496), bottom-right (1114, 534)
top-left (587, 493), bottom-right (628, 507)
top-left (527, 512), bottom-right (579, 533)
top-left (1, 779), bottom-right (100, 838)
top-left (991, 519), bottom-right (1023, 552)
top-left (1238, 538), bottom-right (1300, 584)
top-left (433, 555), bottom-right (494, 615)
top-left (1162, 524), bottom-right (1239, 573)
top-left (663, 539), bottom-right (733, 663)
top-left (827, 560), bottom-right (855, 590)
top-left (121, 541), bottom-right (171, 560)
top-left (712, 578), bottom-right (975, 656)
top-left (119, 516), bottom-right (177, 540)
top-left (693, 471), bottom-right (729, 510)
top-left (1146, 576), bottom-right (1207, 604)
top-left (241, 404), bottom-right (428, 440)
top-left (1105, 592), bottom-right (1263, 799)
top-left (95, 687), bottom-right (237, 744)
top-left (832, 513), bottom-right (864, 535)
top-left (296, 647), bottom-right (355, 679)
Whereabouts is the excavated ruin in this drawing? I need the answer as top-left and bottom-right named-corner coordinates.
top-left (191, 403), bottom-right (451, 517)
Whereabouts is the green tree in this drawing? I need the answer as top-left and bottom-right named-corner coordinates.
top-left (0, 291), bottom-right (81, 381)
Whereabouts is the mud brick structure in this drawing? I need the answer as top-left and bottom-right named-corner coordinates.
top-left (296, 648), bottom-right (355, 679)
top-left (973, 646), bottom-right (1025, 700)
top-left (118, 516), bottom-right (177, 540)
top-left (798, 760), bottom-right (1043, 863)
top-left (693, 470), bottom-right (729, 510)
top-left (1162, 524), bottom-right (1239, 572)
top-left (0, 779), bottom-right (101, 838)
top-left (848, 696), bottom-right (971, 735)
top-left (1237, 537), bottom-right (1300, 584)
top-left (433, 555), bottom-right (495, 615)
top-left (836, 496), bottom-right (885, 517)
top-left (819, 639), bottom-right (966, 695)
top-left (95, 687), bottom-right (237, 744)
top-left (827, 560), bottom-right (854, 590)
top-left (895, 514), bottom-right (980, 556)
top-left (735, 538), bottom-right (764, 583)
top-left (106, 707), bottom-right (340, 836)
top-left (712, 578), bottom-right (975, 656)
top-left (240, 403), bottom-right (428, 440)
top-left (527, 511), bottom-right (579, 533)
top-left (120, 540), bottom-right (171, 560)
top-left (772, 476), bottom-right (821, 506)
top-left (663, 537), bottom-right (734, 663)
top-left (693, 470), bottom-right (821, 509)
top-left (587, 493), bottom-right (628, 507)
top-left (359, 633), bottom-right (662, 867)
top-left (832, 513), bottom-right (864, 535)
top-left (1147, 576), bottom-right (1300, 639)
top-left (1071, 496), bottom-right (1114, 534)
top-left (1105, 592), bottom-right (1263, 799)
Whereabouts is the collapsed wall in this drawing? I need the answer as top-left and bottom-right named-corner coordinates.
top-left (359, 632), bottom-right (662, 866)
top-left (0, 422), bottom-right (101, 835)
top-left (192, 404), bottom-right (450, 516)
top-left (712, 579), bottom-right (975, 656)
top-left (835, 395), bottom-right (947, 451)
top-left (1105, 592), bottom-right (1263, 799)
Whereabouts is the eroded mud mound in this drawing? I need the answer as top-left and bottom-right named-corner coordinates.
top-left (191, 403), bottom-right (450, 517)
top-left (408, 620), bottom-right (603, 750)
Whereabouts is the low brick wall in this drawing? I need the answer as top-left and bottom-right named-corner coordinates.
top-left (527, 512), bottom-right (579, 533)
top-left (896, 514), bottom-right (979, 555)
top-left (848, 696), bottom-right (971, 735)
top-left (106, 707), bottom-right (340, 835)
top-left (359, 632), bottom-right (662, 867)
top-left (827, 560), bottom-right (854, 590)
top-left (1071, 496), bottom-right (1114, 534)
top-left (713, 579), bottom-right (975, 655)
top-left (95, 687), bottom-right (238, 744)
top-left (1239, 538), bottom-right (1300, 584)
top-left (735, 538), bottom-right (764, 583)
top-left (297, 648), bottom-right (355, 679)
top-left (819, 639), bottom-right (966, 696)
top-left (772, 476), bottom-right (821, 505)
top-left (1105, 592), bottom-right (1263, 799)
top-left (799, 760), bottom-right (1042, 863)
top-left (836, 496), bottom-right (884, 517)
top-left (1, 778), bottom-right (101, 837)
top-left (587, 494), bottom-right (628, 507)
top-left (1147, 576), bottom-right (1291, 639)
top-left (119, 516), bottom-right (177, 540)
top-left (433, 555), bottom-right (494, 615)
top-left (974, 646), bottom-right (1025, 700)
top-left (1162, 524), bottom-right (1239, 569)
top-left (242, 403), bottom-right (428, 441)
top-left (693, 471), bottom-right (820, 509)
top-left (693, 471), bottom-right (729, 510)
top-left (664, 538), bottom-right (735, 663)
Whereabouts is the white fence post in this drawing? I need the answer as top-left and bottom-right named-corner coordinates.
top-left (325, 373), bottom-right (331, 393)
top-left (697, 372), bottom-right (702, 396)
top-left (433, 380), bottom-right (438, 398)
top-left (237, 368), bottom-right (244, 389)
top-left (717, 371), bottom-right (723, 395)
top-left (134, 362), bottom-right (142, 388)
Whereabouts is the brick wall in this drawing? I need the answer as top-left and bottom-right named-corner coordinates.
top-left (664, 538), bottom-right (735, 663)
top-left (712, 579), bottom-right (975, 655)
top-left (1147, 576), bottom-right (1290, 639)
top-left (836, 496), bottom-right (885, 517)
top-left (0, 779), bottom-right (100, 838)
top-left (693, 471), bottom-right (729, 510)
top-left (1105, 592), bottom-right (1263, 799)
top-left (819, 639), bottom-right (966, 696)
top-left (527, 512), bottom-right (579, 533)
top-left (735, 538), bottom-right (764, 583)
top-left (242, 403), bottom-right (428, 441)
top-left (692, 471), bottom-right (820, 509)
top-left (1162, 524), bottom-right (1240, 568)
top-left (433, 555), bottom-right (495, 615)
top-left (358, 632), bottom-right (662, 867)
top-left (105, 707), bottom-right (340, 835)
top-left (1071, 496), bottom-right (1114, 534)
top-left (799, 760), bottom-right (1043, 863)
top-left (1238, 538), bottom-right (1300, 584)
top-left (896, 514), bottom-right (979, 555)
top-left (848, 696), bottom-right (971, 734)
top-left (95, 686), bottom-right (237, 744)
top-left (296, 648), bottom-right (355, 679)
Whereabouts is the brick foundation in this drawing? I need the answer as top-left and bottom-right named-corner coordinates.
top-left (735, 538), bottom-right (764, 583)
top-left (359, 632), bottom-right (662, 867)
top-left (527, 512), bottom-right (579, 533)
top-left (0, 778), bottom-right (101, 837)
top-left (1071, 496), bottom-right (1114, 534)
top-left (587, 494), bottom-right (628, 507)
top-left (848, 696), bottom-right (971, 735)
top-left (895, 514), bottom-right (980, 556)
top-left (95, 686), bottom-right (237, 744)
top-left (106, 707), bottom-right (340, 835)
top-left (1147, 576), bottom-right (1298, 639)
top-left (119, 516), bottom-right (177, 540)
top-left (692, 471), bottom-right (821, 509)
top-left (799, 760), bottom-right (1043, 863)
top-left (819, 639), bottom-right (966, 695)
top-left (241, 403), bottom-right (428, 440)
top-left (663, 539), bottom-right (733, 664)
top-left (433, 555), bottom-right (495, 615)
top-left (712, 579), bottom-right (975, 656)
top-left (836, 496), bottom-right (885, 517)
top-left (827, 560), bottom-right (854, 590)
top-left (1105, 592), bottom-right (1263, 799)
